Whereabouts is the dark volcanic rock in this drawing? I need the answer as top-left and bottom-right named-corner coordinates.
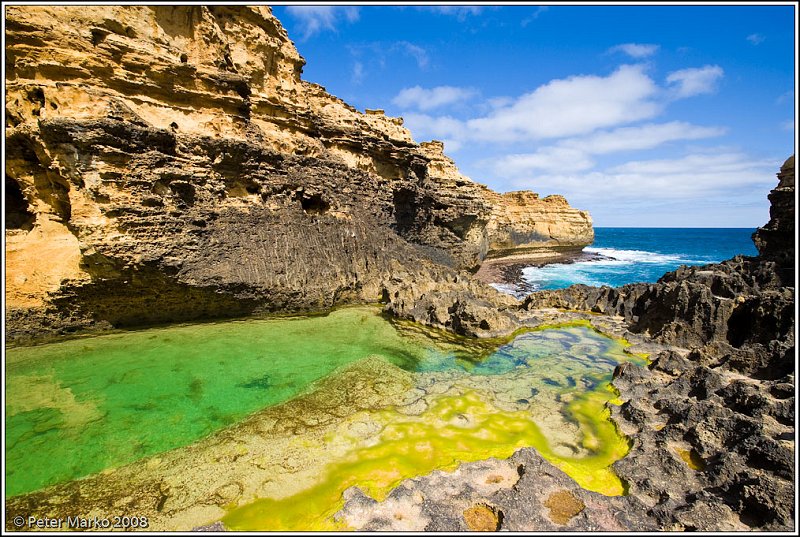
top-left (339, 156), bottom-right (795, 532)
top-left (521, 156), bottom-right (796, 531)
top-left (753, 155), bottom-right (795, 279)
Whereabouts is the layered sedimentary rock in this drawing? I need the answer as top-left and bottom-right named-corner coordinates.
top-left (4, 5), bottom-right (591, 343)
top-left (482, 190), bottom-right (593, 259)
top-left (417, 141), bottom-right (594, 262)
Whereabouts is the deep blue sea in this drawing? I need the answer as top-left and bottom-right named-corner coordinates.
top-left (507, 228), bottom-right (759, 293)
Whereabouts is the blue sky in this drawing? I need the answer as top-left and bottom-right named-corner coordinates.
top-left (271, 3), bottom-right (796, 227)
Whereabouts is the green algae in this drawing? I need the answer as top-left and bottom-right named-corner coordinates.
top-left (6, 306), bottom-right (647, 530)
top-left (5, 306), bottom-right (445, 497)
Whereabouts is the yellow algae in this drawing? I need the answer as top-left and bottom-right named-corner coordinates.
top-left (223, 383), bottom-right (633, 531)
top-left (8, 305), bottom-right (647, 530)
top-left (677, 448), bottom-right (706, 471)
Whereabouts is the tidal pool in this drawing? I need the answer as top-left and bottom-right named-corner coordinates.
top-left (5, 306), bottom-right (646, 530)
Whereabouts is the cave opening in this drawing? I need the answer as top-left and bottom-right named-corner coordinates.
top-left (392, 188), bottom-right (416, 233)
top-left (297, 191), bottom-right (330, 215)
top-left (5, 175), bottom-right (36, 231)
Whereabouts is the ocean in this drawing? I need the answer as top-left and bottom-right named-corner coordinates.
top-left (507, 228), bottom-right (759, 294)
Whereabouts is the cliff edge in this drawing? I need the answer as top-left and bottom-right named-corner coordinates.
top-left (4, 5), bottom-right (591, 343)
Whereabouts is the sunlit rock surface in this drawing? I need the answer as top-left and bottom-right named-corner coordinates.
top-left (5, 5), bottom-right (591, 343)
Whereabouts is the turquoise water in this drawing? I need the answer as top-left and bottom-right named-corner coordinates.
top-left (5, 307), bottom-right (436, 497)
top-left (5, 307), bottom-right (643, 503)
top-left (518, 228), bottom-right (758, 292)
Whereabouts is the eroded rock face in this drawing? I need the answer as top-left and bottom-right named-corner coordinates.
top-left (417, 141), bottom-right (594, 265)
top-left (4, 6), bottom-right (590, 342)
top-left (520, 157), bottom-right (796, 530)
top-left (753, 155), bottom-right (795, 277)
top-left (341, 156), bottom-right (795, 532)
top-left (483, 190), bottom-right (593, 259)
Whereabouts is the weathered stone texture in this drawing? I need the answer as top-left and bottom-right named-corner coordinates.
top-left (4, 6), bottom-right (591, 342)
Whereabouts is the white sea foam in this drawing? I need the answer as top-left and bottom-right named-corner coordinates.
top-left (489, 282), bottom-right (523, 295)
top-left (584, 247), bottom-right (694, 264)
top-left (490, 247), bottom-right (713, 296)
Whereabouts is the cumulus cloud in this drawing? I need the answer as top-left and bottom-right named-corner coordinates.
top-left (666, 65), bottom-right (724, 98)
top-left (485, 121), bottom-right (725, 175)
top-left (392, 86), bottom-right (477, 111)
top-left (465, 64), bottom-right (662, 142)
top-left (608, 43), bottom-right (660, 58)
top-left (285, 6), bottom-right (359, 40)
top-left (397, 65), bottom-right (733, 154)
top-left (747, 33), bottom-right (766, 45)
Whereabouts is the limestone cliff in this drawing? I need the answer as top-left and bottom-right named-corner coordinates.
top-left (417, 141), bottom-right (594, 261)
top-left (4, 5), bottom-right (591, 342)
top-left (483, 190), bottom-right (593, 259)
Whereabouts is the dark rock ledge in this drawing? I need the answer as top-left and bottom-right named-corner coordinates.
top-left (339, 156), bottom-right (795, 531)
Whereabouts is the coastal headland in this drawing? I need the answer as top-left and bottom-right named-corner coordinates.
top-left (4, 5), bottom-right (795, 533)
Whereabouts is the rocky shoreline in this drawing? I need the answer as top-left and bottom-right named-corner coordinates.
top-left (3, 4), bottom-right (795, 533)
top-left (345, 155), bottom-right (796, 531)
top-left (474, 249), bottom-right (612, 298)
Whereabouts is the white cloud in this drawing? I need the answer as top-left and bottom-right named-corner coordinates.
top-left (392, 86), bottom-right (477, 111)
top-left (666, 65), bottom-right (724, 98)
top-left (521, 6), bottom-right (548, 27)
top-left (608, 43), bottom-right (660, 58)
top-left (352, 62), bottom-right (364, 84)
top-left (422, 6), bottom-right (483, 21)
top-left (609, 152), bottom-right (768, 177)
top-left (747, 33), bottom-right (766, 45)
top-left (494, 147), bottom-right (595, 175)
top-left (466, 64), bottom-right (661, 142)
top-left (573, 121), bottom-right (726, 154)
top-left (402, 113), bottom-right (465, 142)
top-left (487, 96), bottom-right (513, 109)
top-left (285, 6), bottom-right (359, 40)
top-left (485, 121), bottom-right (725, 175)
top-left (781, 119), bottom-right (794, 131)
top-left (506, 152), bottom-right (776, 205)
top-left (395, 41), bottom-right (429, 69)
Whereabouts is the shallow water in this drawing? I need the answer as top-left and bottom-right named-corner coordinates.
top-left (6, 306), bottom-right (645, 530)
